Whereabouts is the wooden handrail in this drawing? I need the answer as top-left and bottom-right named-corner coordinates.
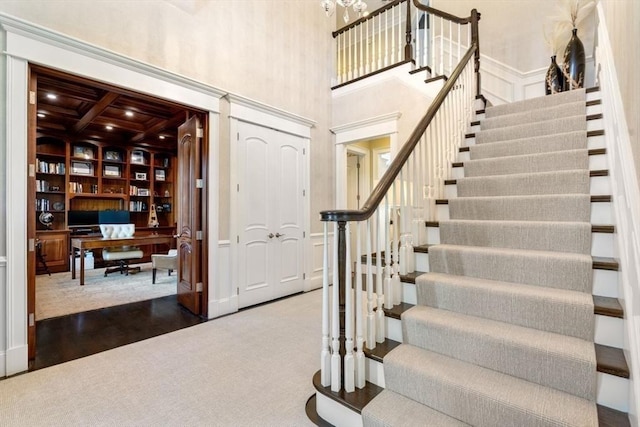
top-left (320, 43), bottom-right (477, 223)
top-left (412, 0), bottom-right (475, 24)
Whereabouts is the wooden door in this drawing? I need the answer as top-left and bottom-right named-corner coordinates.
top-left (237, 122), bottom-right (305, 308)
top-left (176, 115), bottom-right (203, 315)
top-left (27, 69), bottom-right (37, 358)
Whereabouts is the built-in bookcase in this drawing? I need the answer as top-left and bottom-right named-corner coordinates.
top-left (35, 136), bottom-right (176, 231)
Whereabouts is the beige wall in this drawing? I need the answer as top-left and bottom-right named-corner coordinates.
top-left (332, 79), bottom-right (434, 146)
top-left (600, 0), bottom-right (640, 185)
top-left (0, 0), bottom-right (336, 236)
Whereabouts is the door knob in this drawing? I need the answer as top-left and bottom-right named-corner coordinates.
top-left (275, 233), bottom-right (285, 238)
top-left (268, 233), bottom-right (275, 239)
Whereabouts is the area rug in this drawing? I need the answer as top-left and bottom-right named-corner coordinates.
top-left (36, 262), bottom-right (176, 320)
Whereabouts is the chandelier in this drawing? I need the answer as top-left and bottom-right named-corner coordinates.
top-left (321, 0), bottom-right (368, 24)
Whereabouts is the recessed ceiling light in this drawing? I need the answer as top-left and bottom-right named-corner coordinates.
top-left (105, 125), bottom-right (113, 131)
top-left (125, 111), bottom-right (134, 117)
top-left (46, 93), bottom-right (57, 100)
top-left (158, 135), bottom-right (166, 140)
top-left (37, 113), bottom-right (46, 118)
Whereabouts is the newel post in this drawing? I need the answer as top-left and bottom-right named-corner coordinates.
top-left (471, 8), bottom-right (481, 96)
top-left (337, 220), bottom-right (347, 384)
top-left (404, 0), bottom-right (413, 61)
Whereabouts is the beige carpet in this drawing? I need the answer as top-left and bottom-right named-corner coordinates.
top-left (0, 289), bottom-right (321, 426)
top-left (36, 262), bottom-right (176, 320)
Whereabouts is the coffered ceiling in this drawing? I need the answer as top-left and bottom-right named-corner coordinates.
top-left (34, 66), bottom-right (197, 152)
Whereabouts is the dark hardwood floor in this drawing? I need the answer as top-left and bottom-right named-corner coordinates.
top-left (30, 295), bottom-right (205, 371)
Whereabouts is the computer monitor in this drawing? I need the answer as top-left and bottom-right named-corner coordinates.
top-left (67, 210), bottom-right (99, 227)
top-left (98, 210), bottom-right (130, 224)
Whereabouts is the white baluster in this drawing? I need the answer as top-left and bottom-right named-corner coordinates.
top-left (365, 20), bottom-right (370, 75)
top-left (321, 222), bottom-right (331, 387)
top-left (359, 24), bottom-right (364, 77)
top-left (342, 33), bottom-right (347, 84)
top-left (365, 217), bottom-right (376, 349)
top-left (385, 10), bottom-right (389, 67)
top-left (374, 211), bottom-right (385, 343)
top-left (396, 4), bottom-right (401, 62)
top-left (399, 169), bottom-right (408, 276)
top-left (391, 6), bottom-right (396, 65)
top-left (344, 222), bottom-right (355, 393)
top-left (383, 194), bottom-right (393, 309)
top-left (449, 20), bottom-right (453, 75)
top-left (331, 222), bottom-right (341, 392)
top-left (392, 183), bottom-right (401, 306)
top-left (439, 16), bottom-right (444, 75)
top-left (355, 221), bottom-right (365, 388)
top-left (348, 29), bottom-right (353, 81)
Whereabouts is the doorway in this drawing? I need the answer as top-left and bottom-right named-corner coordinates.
top-left (2, 22), bottom-right (222, 375)
top-left (28, 66), bottom-right (209, 362)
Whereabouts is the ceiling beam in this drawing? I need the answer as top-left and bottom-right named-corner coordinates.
top-left (72, 91), bottom-right (120, 134)
top-left (130, 110), bottom-right (188, 143)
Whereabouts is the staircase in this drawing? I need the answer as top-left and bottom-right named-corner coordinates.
top-left (309, 88), bottom-right (631, 426)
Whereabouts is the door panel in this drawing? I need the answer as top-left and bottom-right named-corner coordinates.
top-left (238, 123), bottom-right (304, 308)
top-left (177, 115), bottom-right (202, 315)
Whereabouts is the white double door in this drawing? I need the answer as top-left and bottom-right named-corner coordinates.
top-left (237, 122), bottom-right (305, 308)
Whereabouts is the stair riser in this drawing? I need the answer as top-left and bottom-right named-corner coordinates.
top-left (366, 358), bottom-right (385, 388)
top-left (436, 202), bottom-right (613, 224)
top-left (316, 392), bottom-right (363, 427)
top-left (446, 174), bottom-right (610, 196)
top-left (364, 349), bottom-right (628, 413)
top-left (425, 227), bottom-right (615, 258)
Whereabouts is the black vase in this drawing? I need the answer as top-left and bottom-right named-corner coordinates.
top-left (545, 55), bottom-right (564, 95)
top-left (562, 28), bottom-right (585, 90)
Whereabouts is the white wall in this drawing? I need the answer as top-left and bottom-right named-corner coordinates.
top-left (0, 0), bottom-right (336, 237)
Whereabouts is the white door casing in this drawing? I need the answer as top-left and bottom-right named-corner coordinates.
top-left (236, 122), bottom-right (305, 308)
top-left (0, 15), bottom-right (223, 376)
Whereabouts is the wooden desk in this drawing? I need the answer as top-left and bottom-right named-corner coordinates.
top-left (71, 234), bottom-right (175, 285)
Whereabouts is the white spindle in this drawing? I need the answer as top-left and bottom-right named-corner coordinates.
top-left (374, 211), bottom-right (385, 343)
top-left (449, 20), bottom-right (453, 75)
top-left (378, 14), bottom-right (382, 70)
top-left (458, 24), bottom-right (461, 64)
top-left (359, 23), bottom-right (364, 77)
top-left (348, 29), bottom-right (352, 81)
top-left (355, 221), bottom-right (365, 389)
top-left (331, 222), bottom-right (341, 392)
top-left (385, 10), bottom-right (389, 67)
top-left (397, 4), bottom-right (402, 62)
top-left (399, 169), bottom-right (407, 276)
top-left (392, 181), bottom-right (401, 305)
top-left (384, 194), bottom-right (393, 309)
top-left (365, 217), bottom-right (375, 349)
top-left (391, 6), bottom-right (395, 65)
top-left (342, 33), bottom-right (347, 84)
top-left (321, 222), bottom-right (331, 387)
top-left (365, 20), bottom-right (370, 74)
top-left (424, 12), bottom-right (429, 68)
top-left (344, 222), bottom-right (355, 392)
top-left (439, 17), bottom-right (444, 75)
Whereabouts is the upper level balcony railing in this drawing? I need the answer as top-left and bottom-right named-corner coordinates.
top-left (332, 0), bottom-right (481, 94)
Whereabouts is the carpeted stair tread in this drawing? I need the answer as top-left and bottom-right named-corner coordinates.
top-left (456, 169), bottom-right (590, 196)
top-left (402, 305), bottom-right (596, 399)
top-left (481, 100), bottom-right (586, 130)
top-left (476, 115), bottom-right (587, 144)
top-left (449, 194), bottom-right (591, 222)
top-left (485, 88), bottom-right (585, 118)
top-left (468, 130), bottom-right (588, 160)
top-left (463, 149), bottom-right (589, 177)
top-left (416, 271), bottom-right (594, 340)
top-left (439, 219), bottom-right (592, 254)
top-left (383, 344), bottom-right (598, 426)
top-left (429, 244), bottom-right (592, 292)
top-left (362, 389), bottom-right (471, 427)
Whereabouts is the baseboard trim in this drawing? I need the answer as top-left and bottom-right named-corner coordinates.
top-left (5, 345), bottom-right (28, 377)
top-left (208, 295), bottom-right (238, 319)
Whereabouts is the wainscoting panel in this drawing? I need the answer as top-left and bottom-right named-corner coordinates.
top-left (309, 232), bottom-right (334, 291)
